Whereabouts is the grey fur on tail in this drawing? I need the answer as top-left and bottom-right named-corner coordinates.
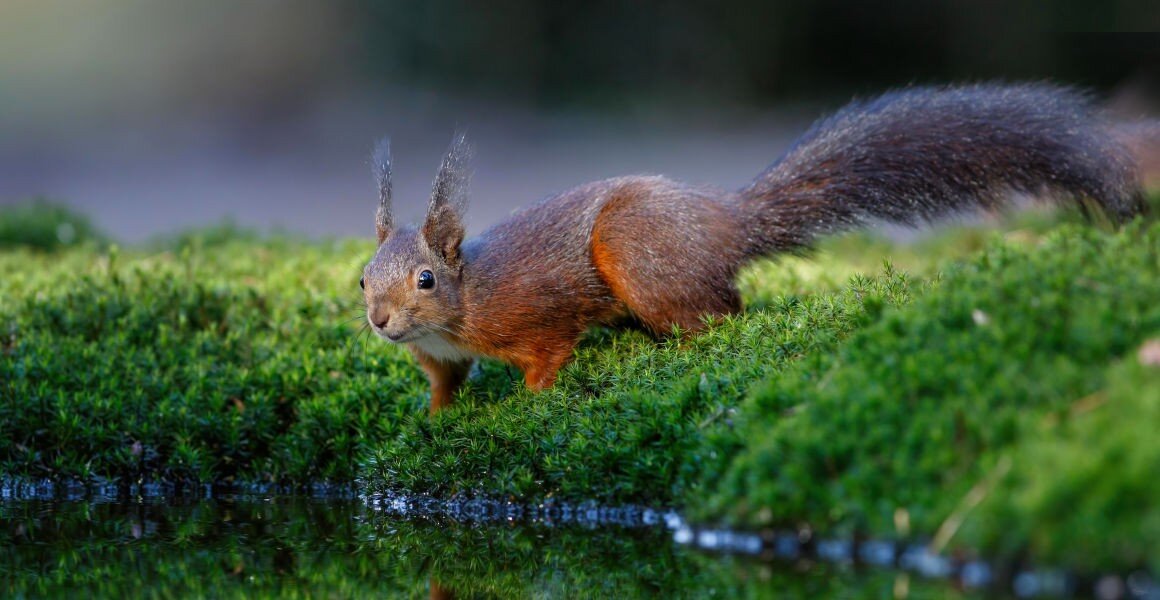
top-left (738, 83), bottom-right (1147, 255)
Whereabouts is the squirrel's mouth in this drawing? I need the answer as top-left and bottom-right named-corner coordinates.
top-left (374, 326), bottom-right (419, 343)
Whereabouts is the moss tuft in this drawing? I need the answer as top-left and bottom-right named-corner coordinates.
top-left (0, 199), bottom-right (107, 252)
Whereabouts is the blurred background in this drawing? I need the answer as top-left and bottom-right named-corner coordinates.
top-left (1, 0), bottom-right (1157, 242)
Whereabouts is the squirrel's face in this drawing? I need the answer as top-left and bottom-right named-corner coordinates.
top-left (362, 226), bottom-right (463, 344)
top-left (363, 132), bottom-right (470, 345)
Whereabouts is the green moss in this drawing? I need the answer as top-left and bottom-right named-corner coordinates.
top-left (690, 222), bottom-right (1160, 554)
top-left (961, 354), bottom-right (1160, 574)
top-left (0, 199), bottom-right (107, 252)
top-left (0, 236), bottom-right (403, 485)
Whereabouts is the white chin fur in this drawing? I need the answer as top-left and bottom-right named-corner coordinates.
top-left (408, 333), bottom-right (477, 363)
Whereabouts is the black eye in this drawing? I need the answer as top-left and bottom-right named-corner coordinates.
top-left (359, 276), bottom-right (365, 290)
top-left (417, 270), bottom-right (435, 289)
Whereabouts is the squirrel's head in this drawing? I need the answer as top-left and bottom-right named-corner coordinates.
top-left (361, 133), bottom-right (471, 344)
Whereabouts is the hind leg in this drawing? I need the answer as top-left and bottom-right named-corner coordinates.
top-left (520, 343), bottom-right (578, 391)
top-left (596, 247), bottom-right (742, 337)
top-left (634, 287), bottom-right (741, 337)
top-left (590, 185), bottom-right (745, 337)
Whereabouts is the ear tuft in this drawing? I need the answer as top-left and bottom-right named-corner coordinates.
top-left (372, 137), bottom-right (392, 245)
top-left (422, 131), bottom-right (472, 266)
top-left (427, 131), bottom-right (472, 220)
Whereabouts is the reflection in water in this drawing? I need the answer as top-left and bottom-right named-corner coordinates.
top-left (430, 580), bottom-right (454, 600)
top-left (1, 495), bottom-right (981, 598)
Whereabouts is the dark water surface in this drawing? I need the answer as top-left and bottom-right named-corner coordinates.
top-left (0, 493), bottom-right (984, 599)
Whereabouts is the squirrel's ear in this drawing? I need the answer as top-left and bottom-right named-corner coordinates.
top-left (422, 132), bottom-right (471, 266)
top-left (423, 204), bottom-right (466, 267)
top-left (372, 137), bottom-right (392, 245)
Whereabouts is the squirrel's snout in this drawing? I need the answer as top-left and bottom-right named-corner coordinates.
top-left (369, 306), bottom-right (390, 330)
top-left (370, 309), bottom-right (407, 341)
top-left (373, 308), bottom-right (406, 341)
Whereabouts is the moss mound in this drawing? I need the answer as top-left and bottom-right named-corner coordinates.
top-left (2, 198), bottom-right (1158, 574)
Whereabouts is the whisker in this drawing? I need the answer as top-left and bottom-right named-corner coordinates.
top-left (362, 324), bottom-right (374, 364)
top-left (333, 298), bottom-right (368, 311)
top-left (421, 318), bottom-right (517, 340)
top-left (339, 314), bottom-right (367, 325)
top-left (420, 321), bottom-right (457, 336)
top-left (345, 322), bottom-right (370, 365)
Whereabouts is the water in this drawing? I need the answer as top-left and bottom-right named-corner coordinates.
top-left (0, 493), bottom-right (992, 599)
top-left (8, 490), bottom-right (1149, 599)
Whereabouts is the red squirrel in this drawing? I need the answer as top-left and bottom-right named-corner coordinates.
top-left (360, 83), bottom-right (1151, 414)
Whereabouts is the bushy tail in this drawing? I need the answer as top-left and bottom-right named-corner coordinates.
top-left (737, 83), bottom-right (1148, 255)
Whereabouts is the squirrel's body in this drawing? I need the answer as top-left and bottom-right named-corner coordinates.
top-left (361, 83), bottom-right (1152, 414)
top-left (402, 175), bottom-right (743, 390)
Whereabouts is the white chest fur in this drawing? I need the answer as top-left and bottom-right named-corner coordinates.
top-left (408, 334), bottom-right (477, 363)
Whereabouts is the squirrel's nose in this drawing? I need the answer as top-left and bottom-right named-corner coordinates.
top-left (369, 307), bottom-right (390, 329)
